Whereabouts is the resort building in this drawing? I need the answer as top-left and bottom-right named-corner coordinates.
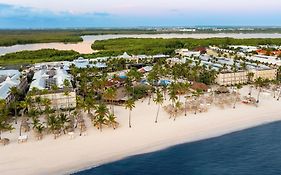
top-left (216, 71), bottom-right (249, 86)
top-left (229, 45), bottom-right (258, 53)
top-left (248, 55), bottom-right (281, 66)
top-left (185, 54), bottom-right (277, 86)
top-left (0, 70), bottom-right (28, 104)
top-left (215, 68), bottom-right (277, 86)
top-left (34, 57), bottom-right (107, 72)
top-left (29, 66), bottom-right (76, 110)
top-left (176, 49), bottom-right (201, 57)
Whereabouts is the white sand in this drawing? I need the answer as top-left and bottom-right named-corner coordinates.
top-left (0, 87), bottom-right (280, 175)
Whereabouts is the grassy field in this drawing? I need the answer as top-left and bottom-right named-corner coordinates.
top-left (92, 37), bottom-right (281, 56)
top-left (0, 49), bottom-right (79, 65)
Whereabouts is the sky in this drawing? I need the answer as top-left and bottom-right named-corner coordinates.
top-left (0, 0), bottom-right (281, 28)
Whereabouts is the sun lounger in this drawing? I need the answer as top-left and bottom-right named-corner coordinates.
top-left (18, 135), bottom-right (28, 143)
top-left (68, 132), bottom-right (75, 139)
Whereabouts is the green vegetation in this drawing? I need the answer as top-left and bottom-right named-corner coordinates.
top-left (0, 49), bottom-right (79, 65)
top-left (0, 29), bottom-right (164, 46)
top-left (2, 28), bottom-right (281, 47)
top-left (0, 30), bottom-right (83, 46)
top-left (92, 38), bottom-right (281, 56)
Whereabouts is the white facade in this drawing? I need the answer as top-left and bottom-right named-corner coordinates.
top-left (0, 70), bottom-right (27, 103)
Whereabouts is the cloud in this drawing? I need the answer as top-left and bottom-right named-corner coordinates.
top-left (0, 1), bottom-right (281, 28)
top-left (0, 3), bottom-right (115, 28)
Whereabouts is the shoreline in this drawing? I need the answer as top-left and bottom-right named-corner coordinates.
top-left (71, 119), bottom-right (281, 175)
top-left (2, 33), bottom-right (281, 56)
top-left (1, 88), bottom-right (281, 175)
top-left (70, 110), bottom-right (281, 175)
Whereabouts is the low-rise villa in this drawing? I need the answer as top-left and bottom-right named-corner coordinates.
top-left (29, 66), bottom-right (76, 110)
top-left (0, 70), bottom-right (28, 104)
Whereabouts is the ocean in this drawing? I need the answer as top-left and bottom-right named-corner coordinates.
top-left (73, 121), bottom-right (281, 175)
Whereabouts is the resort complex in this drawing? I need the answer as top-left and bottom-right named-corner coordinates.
top-left (0, 39), bottom-right (281, 174)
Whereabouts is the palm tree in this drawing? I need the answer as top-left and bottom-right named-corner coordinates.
top-left (0, 112), bottom-right (13, 140)
top-left (34, 96), bottom-right (43, 113)
top-left (124, 99), bottom-right (135, 128)
top-left (168, 83), bottom-right (178, 107)
top-left (9, 86), bottom-right (20, 124)
top-left (19, 98), bottom-right (29, 117)
top-left (84, 92), bottom-right (95, 115)
top-left (153, 89), bottom-right (164, 123)
top-left (233, 84), bottom-right (242, 109)
top-left (192, 89), bottom-right (203, 115)
top-left (173, 101), bottom-right (183, 121)
top-left (103, 87), bottom-right (117, 114)
top-left (41, 98), bottom-right (51, 113)
top-left (106, 113), bottom-right (119, 130)
top-left (247, 72), bottom-right (255, 84)
top-left (58, 113), bottom-right (70, 134)
top-left (34, 123), bottom-right (45, 140)
top-left (277, 89), bottom-right (281, 101)
top-left (93, 103), bottom-right (109, 132)
top-left (31, 116), bottom-right (45, 140)
top-left (51, 84), bottom-right (59, 110)
top-left (0, 99), bottom-right (6, 111)
top-left (47, 114), bottom-right (61, 139)
top-left (63, 79), bottom-right (71, 111)
top-left (254, 77), bottom-right (265, 104)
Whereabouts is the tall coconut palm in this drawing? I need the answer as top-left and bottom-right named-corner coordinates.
top-left (9, 86), bottom-right (20, 124)
top-left (84, 92), bottom-right (95, 115)
top-left (34, 123), bottom-right (45, 140)
top-left (34, 96), bottom-right (43, 113)
top-left (93, 103), bottom-right (109, 132)
top-left (107, 113), bottom-right (119, 130)
top-left (192, 89), bottom-right (203, 115)
top-left (173, 101), bottom-right (183, 121)
top-left (19, 98), bottom-right (29, 117)
top-left (51, 84), bottom-right (59, 110)
top-left (233, 84), bottom-right (242, 109)
top-left (0, 111), bottom-right (13, 140)
top-left (103, 87), bottom-right (117, 114)
top-left (153, 89), bottom-right (164, 123)
top-left (168, 83), bottom-right (178, 107)
top-left (254, 77), bottom-right (265, 104)
top-left (41, 98), bottom-right (51, 113)
top-left (277, 87), bottom-right (281, 101)
top-left (63, 79), bottom-right (71, 113)
top-left (124, 99), bottom-right (135, 128)
top-left (247, 72), bottom-right (255, 84)
top-left (58, 113), bottom-right (70, 134)
top-left (47, 114), bottom-right (61, 139)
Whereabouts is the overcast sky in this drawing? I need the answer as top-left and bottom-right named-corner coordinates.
top-left (0, 0), bottom-right (281, 28)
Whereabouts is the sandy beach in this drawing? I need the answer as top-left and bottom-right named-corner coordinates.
top-left (0, 87), bottom-right (281, 175)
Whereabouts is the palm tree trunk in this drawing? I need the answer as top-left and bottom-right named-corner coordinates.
top-left (256, 88), bottom-right (261, 103)
top-left (155, 105), bottom-right (160, 123)
top-left (129, 110), bottom-right (132, 128)
top-left (184, 101), bottom-right (187, 116)
top-left (277, 90), bottom-right (281, 101)
top-left (248, 86), bottom-right (252, 97)
top-left (233, 94), bottom-right (238, 109)
top-left (19, 124), bottom-right (22, 136)
top-left (111, 101), bottom-right (114, 115)
top-left (79, 124), bottom-right (82, 136)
